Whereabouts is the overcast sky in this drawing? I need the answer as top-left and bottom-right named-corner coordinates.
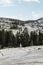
top-left (0, 0), bottom-right (43, 20)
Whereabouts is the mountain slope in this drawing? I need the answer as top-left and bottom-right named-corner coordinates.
top-left (0, 46), bottom-right (43, 65)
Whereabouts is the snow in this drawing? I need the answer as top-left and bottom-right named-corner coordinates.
top-left (25, 24), bottom-right (38, 35)
top-left (12, 29), bottom-right (19, 35)
top-left (0, 46), bottom-right (43, 65)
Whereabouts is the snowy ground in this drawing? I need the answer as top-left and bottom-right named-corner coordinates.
top-left (0, 46), bottom-right (43, 65)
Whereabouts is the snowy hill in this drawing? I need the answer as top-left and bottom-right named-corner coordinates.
top-left (0, 46), bottom-right (43, 65)
top-left (0, 17), bottom-right (43, 35)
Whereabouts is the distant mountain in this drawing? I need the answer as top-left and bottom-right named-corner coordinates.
top-left (0, 17), bottom-right (43, 34)
top-left (0, 17), bottom-right (24, 25)
top-left (25, 20), bottom-right (35, 23)
top-left (0, 17), bottom-right (43, 25)
top-left (0, 17), bottom-right (43, 22)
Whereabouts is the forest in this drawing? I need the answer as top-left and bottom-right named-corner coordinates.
top-left (0, 28), bottom-right (43, 49)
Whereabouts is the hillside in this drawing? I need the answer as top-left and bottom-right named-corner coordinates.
top-left (0, 17), bottom-right (43, 35)
top-left (0, 46), bottom-right (43, 65)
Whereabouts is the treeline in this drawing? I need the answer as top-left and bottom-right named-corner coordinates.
top-left (0, 29), bottom-right (43, 48)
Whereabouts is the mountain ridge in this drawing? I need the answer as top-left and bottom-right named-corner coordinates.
top-left (0, 17), bottom-right (43, 23)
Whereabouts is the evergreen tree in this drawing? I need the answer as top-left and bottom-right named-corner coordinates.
top-left (20, 27), bottom-right (30, 47)
top-left (16, 32), bottom-right (20, 47)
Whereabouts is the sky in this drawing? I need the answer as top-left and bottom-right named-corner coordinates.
top-left (0, 0), bottom-right (43, 20)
